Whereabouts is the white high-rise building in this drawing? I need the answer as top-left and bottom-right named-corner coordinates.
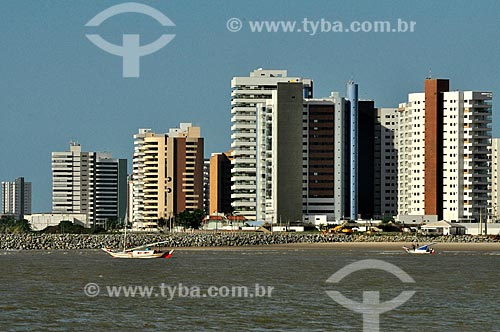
top-left (1, 177), bottom-right (31, 219)
top-left (132, 129), bottom-right (154, 223)
top-left (374, 108), bottom-right (399, 218)
top-left (397, 79), bottom-right (492, 222)
top-left (397, 92), bottom-right (426, 216)
top-left (231, 69), bottom-right (312, 220)
top-left (492, 138), bottom-right (500, 222)
top-left (52, 143), bottom-right (92, 215)
top-left (52, 143), bottom-right (127, 227)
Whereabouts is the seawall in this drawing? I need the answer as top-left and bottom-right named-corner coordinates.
top-left (0, 233), bottom-right (498, 250)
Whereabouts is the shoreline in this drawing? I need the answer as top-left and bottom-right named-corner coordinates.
top-left (1, 233), bottom-right (499, 251)
top-left (169, 242), bottom-right (500, 252)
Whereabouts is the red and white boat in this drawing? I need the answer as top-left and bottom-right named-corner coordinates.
top-left (102, 245), bottom-right (174, 259)
top-left (102, 222), bottom-right (174, 259)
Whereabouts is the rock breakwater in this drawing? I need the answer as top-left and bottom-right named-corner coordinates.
top-left (0, 233), bottom-right (498, 250)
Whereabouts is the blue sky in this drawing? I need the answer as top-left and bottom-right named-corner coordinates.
top-left (1, 0), bottom-right (499, 212)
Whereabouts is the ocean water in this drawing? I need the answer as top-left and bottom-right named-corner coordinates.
top-left (1, 248), bottom-right (500, 331)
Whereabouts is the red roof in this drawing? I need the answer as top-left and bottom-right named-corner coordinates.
top-left (227, 215), bottom-right (246, 221)
top-left (206, 216), bottom-right (224, 220)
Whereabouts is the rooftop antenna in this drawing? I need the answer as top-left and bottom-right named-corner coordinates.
top-left (426, 68), bottom-right (432, 79)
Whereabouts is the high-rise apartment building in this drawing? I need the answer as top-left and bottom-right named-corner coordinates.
top-left (132, 124), bottom-right (204, 229)
top-left (209, 151), bottom-right (233, 215)
top-left (231, 69), bottom-right (312, 220)
top-left (253, 80), bottom-right (376, 224)
top-left (168, 124), bottom-right (204, 214)
top-left (492, 138), bottom-right (500, 221)
top-left (52, 143), bottom-right (127, 227)
top-left (203, 158), bottom-right (210, 214)
top-left (302, 94), bottom-right (344, 221)
top-left (357, 99), bottom-right (377, 219)
top-left (89, 155), bottom-right (127, 226)
top-left (1, 177), bottom-right (32, 219)
top-left (256, 82), bottom-right (304, 223)
top-left (374, 108), bottom-right (399, 218)
top-left (397, 79), bottom-right (492, 222)
top-left (302, 92), bottom-right (377, 222)
top-left (52, 143), bottom-right (91, 215)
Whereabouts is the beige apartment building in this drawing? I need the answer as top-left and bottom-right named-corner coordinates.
top-left (132, 124), bottom-right (204, 230)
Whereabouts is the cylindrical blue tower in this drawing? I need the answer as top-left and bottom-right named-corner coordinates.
top-left (346, 81), bottom-right (358, 220)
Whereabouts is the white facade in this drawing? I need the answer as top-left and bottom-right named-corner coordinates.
top-left (1, 177), bottom-right (31, 219)
top-left (445, 91), bottom-right (491, 221)
top-left (52, 143), bottom-right (125, 227)
top-left (25, 213), bottom-right (89, 231)
top-left (397, 91), bottom-right (492, 222)
top-left (255, 100), bottom-right (271, 221)
top-left (132, 129), bottom-right (152, 223)
top-left (52, 143), bottom-right (91, 215)
top-left (376, 108), bottom-right (399, 217)
top-left (203, 158), bottom-right (210, 214)
top-left (230, 69), bottom-right (312, 220)
top-left (492, 138), bottom-right (500, 221)
top-left (397, 93), bottom-right (426, 215)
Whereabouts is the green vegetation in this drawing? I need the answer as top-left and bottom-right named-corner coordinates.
top-left (0, 215), bottom-right (31, 233)
top-left (41, 220), bottom-right (105, 234)
top-left (157, 217), bottom-right (167, 231)
top-left (104, 217), bottom-right (121, 231)
top-left (176, 209), bottom-right (205, 230)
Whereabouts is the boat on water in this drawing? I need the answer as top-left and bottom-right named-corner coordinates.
top-left (102, 246), bottom-right (174, 259)
top-left (403, 242), bottom-right (436, 255)
top-left (101, 220), bottom-right (174, 259)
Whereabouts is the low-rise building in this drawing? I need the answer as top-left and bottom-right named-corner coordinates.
top-left (25, 213), bottom-right (90, 231)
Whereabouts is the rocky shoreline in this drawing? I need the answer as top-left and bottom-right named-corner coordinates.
top-left (0, 232), bottom-right (498, 250)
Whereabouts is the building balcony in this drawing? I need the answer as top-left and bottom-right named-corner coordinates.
top-left (231, 184), bottom-right (256, 191)
top-left (231, 104), bottom-right (258, 111)
top-left (231, 132), bottom-right (256, 139)
top-left (231, 115), bottom-right (256, 123)
top-left (231, 141), bottom-right (256, 148)
top-left (231, 176), bottom-right (256, 182)
top-left (231, 169), bottom-right (256, 175)
top-left (231, 201), bottom-right (256, 207)
top-left (231, 124), bottom-right (255, 131)
top-left (231, 89), bottom-right (273, 97)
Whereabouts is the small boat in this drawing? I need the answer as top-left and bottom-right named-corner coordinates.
top-left (403, 243), bottom-right (436, 255)
top-left (101, 220), bottom-right (174, 259)
top-left (102, 245), bottom-right (174, 259)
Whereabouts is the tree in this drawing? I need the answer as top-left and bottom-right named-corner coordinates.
top-left (176, 209), bottom-right (205, 230)
top-left (381, 215), bottom-right (395, 224)
top-left (0, 216), bottom-right (31, 234)
top-left (106, 217), bottom-right (120, 231)
top-left (15, 219), bottom-right (32, 233)
top-left (157, 217), bottom-right (167, 232)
